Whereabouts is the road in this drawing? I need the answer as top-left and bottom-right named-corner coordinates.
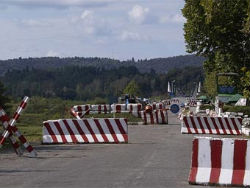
top-left (0, 113), bottom-right (234, 188)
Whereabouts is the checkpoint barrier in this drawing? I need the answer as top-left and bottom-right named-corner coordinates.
top-left (181, 116), bottom-right (242, 135)
top-left (72, 105), bottom-right (91, 115)
top-left (189, 137), bottom-right (250, 187)
top-left (138, 110), bottom-right (168, 125)
top-left (91, 104), bottom-right (111, 114)
top-left (0, 96), bottom-right (37, 157)
top-left (43, 118), bottom-right (128, 144)
top-left (151, 103), bottom-right (165, 110)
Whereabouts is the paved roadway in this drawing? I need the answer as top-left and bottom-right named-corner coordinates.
top-left (0, 113), bottom-right (231, 188)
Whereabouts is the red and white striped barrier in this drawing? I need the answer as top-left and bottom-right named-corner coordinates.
top-left (189, 137), bottom-right (250, 186)
top-left (111, 104), bottom-right (126, 113)
top-left (181, 116), bottom-right (242, 135)
top-left (139, 110), bottom-right (168, 124)
top-left (72, 105), bottom-right (91, 115)
top-left (0, 97), bottom-right (37, 157)
top-left (152, 103), bottom-right (164, 110)
top-left (171, 99), bottom-right (179, 104)
top-left (127, 104), bottom-right (142, 113)
top-left (91, 104), bottom-right (110, 113)
top-left (43, 118), bottom-right (128, 144)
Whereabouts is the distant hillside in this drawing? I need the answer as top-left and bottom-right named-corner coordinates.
top-left (0, 55), bottom-right (204, 76)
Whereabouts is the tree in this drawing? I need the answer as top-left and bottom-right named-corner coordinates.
top-left (123, 80), bottom-right (141, 96)
top-left (0, 81), bottom-right (10, 108)
top-left (182, 0), bottom-right (250, 98)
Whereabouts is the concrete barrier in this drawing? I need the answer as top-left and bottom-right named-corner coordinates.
top-left (189, 137), bottom-right (250, 186)
top-left (43, 118), bottom-right (128, 144)
top-left (91, 104), bottom-right (111, 113)
top-left (181, 116), bottom-right (242, 135)
top-left (139, 110), bottom-right (168, 124)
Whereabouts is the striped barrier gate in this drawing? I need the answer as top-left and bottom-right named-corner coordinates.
top-left (189, 137), bottom-right (250, 186)
top-left (0, 96), bottom-right (37, 157)
top-left (72, 105), bottom-right (91, 115)
top-left (181, 116), bottom-right (242, 135)
top-left (43, 118), bottom-right (128, 144)
top-left (152, 103), bottom-right (165, 110)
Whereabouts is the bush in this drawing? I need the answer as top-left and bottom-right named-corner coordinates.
top-left (223, 105), bottom-right (250, 115)
top-left (200, 104), bottom-right (215, 110)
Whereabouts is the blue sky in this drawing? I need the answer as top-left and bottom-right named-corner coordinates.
top-left (0, 0), bottom-right (186, 60)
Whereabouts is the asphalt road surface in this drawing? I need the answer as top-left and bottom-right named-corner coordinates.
top-left (0, 113), bottom-right (238, 188)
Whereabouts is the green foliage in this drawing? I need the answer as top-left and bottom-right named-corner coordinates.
top-left (0, 81), bottom-right (10, 109)
top-left (223, 105), bottom-right (250, 116)
top-left (203, 71), bottom-right (217, 98)
top-left (0, 65), bottom-right (204, 101)
top-left (182, 0), bottom-right (250, 96)
top-left (123, 80), bottom-right (141, 96)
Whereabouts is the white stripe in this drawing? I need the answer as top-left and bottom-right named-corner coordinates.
top-left (49, 122), bottom-right (63, 143)
top-left (58, 120), bottom-right (72, 143)
top-left (181, 120), bottom-right (188, 133)
top-left (193, 117), bottom-right (202, 133)
top-left (187, 117), bottom-right (195, 133)
top-left (244, 140), bottom-right (250, 186)
top-left (220, 117), bottom-right (230, 134)
top-left (195, 138), bottom-right (211, 184)
top-left (119, 119), bottom-right (128, 133)
top-left (67, 120), bottom-right (84, 143)
top-left (219, 139), bottom-right (234, 184)
top-left (234, 118), bottom-right (242, 133)
top-left (200, 117), bottom-right (210, 134)
top-left (214, 117), bottom-right (223, 134)
top-left (87, 119), bottom-right (104, 142)
top-left (228, 118), bottom-right (237, 135)
top-left (77, 120), bottom-right (94, 143)
top-left (109, 119), bottom-right (124, 142)
top-left (207, 117), bottom-right (217, 134)
top-left (99, 119), bottom-right (114, 142)
top-left (43, 126), bottom-right (53, 143)
top-left (23, 142), bottom-right (29, 148)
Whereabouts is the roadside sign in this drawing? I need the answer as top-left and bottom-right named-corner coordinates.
top-left (170, 104), bottom-right (180, 114)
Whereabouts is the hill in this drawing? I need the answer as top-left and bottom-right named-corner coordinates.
top-left (0, 55), bottom-right (204, 76)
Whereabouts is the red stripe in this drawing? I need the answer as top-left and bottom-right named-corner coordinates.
top-left (77, 106), bottom-right (81, 112)
top-left (20, 100), bottom-right (27, 109)
top-left (44, 123), bottom-right (58, 143)
top-left (190, 116), bottom-right (198, 134)
top-left (224, 118), bottom-right (234, 135)
top-left (203, 117), bottom-right (213, 134)
top-left (209, 140), bottom-right (222, 184)
top-left (138, 104), bottom-right (142, 111)
top-left (54, 122), bottom-right (67, 143)
top-left (0, 114), bottom-right (9, 122)
top-left (63, 120), bottom-right (78, 143)
top-left (72, 120), bottom-right (89, 143)
top-left (129, 105), bottom-right (133, 112)
top-left (115, 119), bottom-right (128, 142)
top-left (215, 117), bottom-right (227, 134)
top-left (218, 117), bottom-right (232, 135)
top-left (231, 140), bottom-right (247, 185)
top-left (210, 117), bottom-right (220, 134)
top-left (26, 145), bottom-right (34, 153)
top-left (230, 118), bottom-right (241, 135)
top-left (94, 119), bottom-right (109, 142)
top-left (196, 117), bottom-right (205, 134)
top-left (104, 105), bottom-right (107, 113)
top-left (160, 110), bottom-right (166, 124)
top-left (13, 113), bottom-right (20, 121)
top-left (143, 111), bottom-right (147, 124)
top-left (19, 135), bottom-right (27, 144)
top-left (104, 119), bottom-right (119, 143)
top-left (116, 105), bottom-right (121, 113)
top-left (150, 112), bottom-right (154, 124)
top-left (183, 116), bottom-right (192, 133)
top-left (83, 119), bottom-right (99, 143)
top-left (189, 139), bottom-right (198, 183)
top-left (98, 105), bottom-right (101, 114)
top-left (155, 111), bottom-right (159, 124)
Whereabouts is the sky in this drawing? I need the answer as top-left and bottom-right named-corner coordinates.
top-left (0, 0), bottom-right (186, 60)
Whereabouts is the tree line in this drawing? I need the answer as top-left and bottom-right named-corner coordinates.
top-left (0, 65), bottom-right (203, 103)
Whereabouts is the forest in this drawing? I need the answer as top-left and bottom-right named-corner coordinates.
top-left (0, 65), bottom-right (203, 103)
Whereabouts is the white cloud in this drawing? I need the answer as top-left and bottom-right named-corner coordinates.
top-left (46, 50), bottom-right (59, 57)
top-left (21, 19), bottom-right (51, 27)
top-left (160, 14), bottom-right (186, 24)
top-left (128, 5), bottom-right (149, 24)
top-left (120, 31), bottom-right (149, 41)
top-left (0, 0), bottom-right (123, 8)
